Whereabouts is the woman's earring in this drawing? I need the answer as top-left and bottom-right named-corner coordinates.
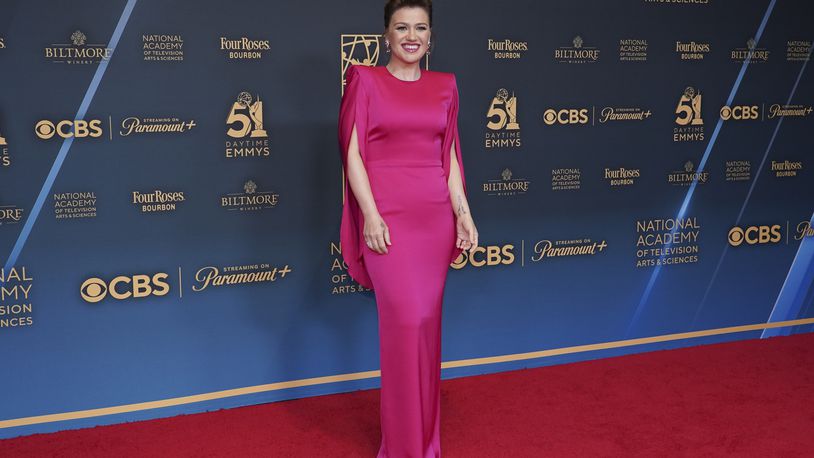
top-left (427, 40), bottom-right (432, 55)
top-left (385, 39), bottom-right (390, 53)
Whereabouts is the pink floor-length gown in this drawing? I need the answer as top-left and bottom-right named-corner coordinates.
top-left (338, 64), bottom-right (468, 458)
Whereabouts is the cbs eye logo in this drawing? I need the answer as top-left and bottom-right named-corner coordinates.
top-left (81, 273), bottom-right (171, 303)
top-left (35, 119), bottom-right (103, 140)
top-left (719, 105), bottom-right (759, 121)
top-left (727, 225), bottom-right (782, 247)
top-left (451, 244), bottom-right (515, 269)
top-left (542, 108), bottom-right (589, 125)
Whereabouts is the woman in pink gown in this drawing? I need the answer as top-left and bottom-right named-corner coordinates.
top-left (338, 2), bottom-right (478, 456)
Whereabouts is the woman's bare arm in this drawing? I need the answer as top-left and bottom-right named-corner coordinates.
top-left (346, 123), bottom-right (391, 254)
top-left (346, 124), bottom-right (377, 218)
top-left (447, 139), bottom-right (478, 251)
top-left (447, 139), bottom-right (470, 218)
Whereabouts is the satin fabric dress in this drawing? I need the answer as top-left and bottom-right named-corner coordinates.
top-left (338, 64), bottom-right (468, 458)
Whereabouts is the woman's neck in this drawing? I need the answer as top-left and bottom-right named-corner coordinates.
top-left (385, 60), bottom-right (422, 81)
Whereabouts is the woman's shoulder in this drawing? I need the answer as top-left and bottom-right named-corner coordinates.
top-left (424, 69), bottom-right (457, 86)
top-left (348, 65), bottom-right (457, 87)
top-left (347, 64), bottom-right (375, 78)
top-left (345, 64), bottom-right (373, 87)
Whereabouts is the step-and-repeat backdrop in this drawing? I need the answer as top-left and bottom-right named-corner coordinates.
top-left (1, 0), bottom-right (812, 438)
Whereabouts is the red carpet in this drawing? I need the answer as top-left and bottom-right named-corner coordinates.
top-left (2, 333), bottom-right (813, 457)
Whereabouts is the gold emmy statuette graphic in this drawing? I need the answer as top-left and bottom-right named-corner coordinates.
top-left (0, 134), bottom-right (6, 146)
top-left (340, 34), bottom-right (430, 93)
top-left (341, 34), bottom-right (380, 69)
top-left (227, 92), bottom-right (267, 138)
top-left (675, 86), bottom-right (703, 126)
top-left (487, 88), bottom-right (520, 131)
top-left (340, 34), bottom-right (381, 94)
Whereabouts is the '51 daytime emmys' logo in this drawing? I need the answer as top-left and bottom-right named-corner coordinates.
top-left (0, 126), bottom-right (8, 168)
top-left (673, 86), bottom-right (704, 142)
top-left (225, 91), bottom-right (270, 159)
top-left (227, 92), bottom-right (267, 138)
top-left (485, 88), bottom-right (521, 149)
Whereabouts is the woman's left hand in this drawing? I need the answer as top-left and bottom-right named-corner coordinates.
top-left (456, 214), bottom-right (479, 252)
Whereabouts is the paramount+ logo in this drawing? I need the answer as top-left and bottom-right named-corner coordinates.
top-left (728, 224), bottom-right (782, 247)
top-left (35, 119), bottom-right (103, 140)
top-left (80, 273), bottom-right (170, 303)
top-left (451, 244), bottom-right (515, 269)
top-left (543, 108), bottom-right (589, 125)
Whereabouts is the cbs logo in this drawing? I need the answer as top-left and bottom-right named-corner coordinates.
top-left (728, 225), bottom-right (782, 247)
top-left (81, 273), bottom-right (171, 303)
top-left (35, 119), bottom-right (103, 140)
top-left (451, 244), bottom-right (515, 269)
top-left (719, 105), bottom-right (759, 121)
top-left (543, 108), bottom-right (589, 125)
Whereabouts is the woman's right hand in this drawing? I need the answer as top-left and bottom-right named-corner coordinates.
top-left (363, 212), bottom-right (391, 254)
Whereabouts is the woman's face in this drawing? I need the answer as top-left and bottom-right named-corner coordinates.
top-left (384, 7), bottom-right (431, 65)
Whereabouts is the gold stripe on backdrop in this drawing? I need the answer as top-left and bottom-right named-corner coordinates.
top-left (2, 317), bottom-right (813, 429)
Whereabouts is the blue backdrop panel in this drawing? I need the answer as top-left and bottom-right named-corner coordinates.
top-left (0, 0), bottom-right (812, 438)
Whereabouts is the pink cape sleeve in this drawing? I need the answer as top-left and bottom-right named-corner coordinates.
top-left (442, 73), bottom-right (468, 264)
top-left (338, 65), bottom-right (374, 289)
